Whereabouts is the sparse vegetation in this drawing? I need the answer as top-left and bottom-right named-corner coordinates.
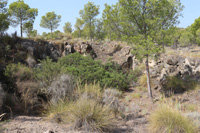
top-left (1, 0), bottom-right (200, 132)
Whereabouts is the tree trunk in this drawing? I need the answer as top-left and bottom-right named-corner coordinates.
top-left (79, 29), bottom-right (81, 38)
top-left (90, 24), bottom-right (92, 41)
top-left (145, 56), bottom-right (153, 102)
top-left (89, 19), bottom-right (92, 41)
top-left (51, 28), bottom-right (53, 39)
top-left (20, 20), bottom-right (23, 37)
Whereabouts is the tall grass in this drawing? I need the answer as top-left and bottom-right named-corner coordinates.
top-left (149, 104), bottom-right (198, 133)
top-left (76, 82), bottom-right (103, 101)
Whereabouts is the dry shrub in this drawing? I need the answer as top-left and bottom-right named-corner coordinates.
top-left (149, 104), bottom-right (198, 133)
top-left (65, 99), bottom-right (116, 132)
top-left (48, 74), bottom-right (75, 104)
top-left (16, 81), bottom-right (41, 114)
top-left (102, 89), bottom-right (123, 115)
top-left (5, 63), bottom-right (42, 114)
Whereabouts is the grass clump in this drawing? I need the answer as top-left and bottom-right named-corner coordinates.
top-left (149, 104), bottom-right (198, 133)
top-left (65, 99), bottom-right (116, 132)
top-left (139, 74), bottom-right (147, 87)
top-left (46, 83), bottom-right (117, 132)
top-left (76, 82), bottom-right (103, 101)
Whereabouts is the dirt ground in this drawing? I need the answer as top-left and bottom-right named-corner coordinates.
top-left (0, 88), bottom-right (199, 133)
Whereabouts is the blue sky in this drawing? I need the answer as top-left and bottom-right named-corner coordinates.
top-left (6, 0), bottom-right (200, 36)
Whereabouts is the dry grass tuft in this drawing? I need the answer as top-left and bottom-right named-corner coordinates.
top-left (138, 74), bottom-right (155, 88)
top-left (139, 74), bottom-right (148, 87)
top-left (149, 104), bottom-right (198, 133)
top-left (76, 82), bottom-right (103, 101)
top-left (46, 83), bottom-right (117, 132)
top-left (64, 99), bottom-right (116, 132)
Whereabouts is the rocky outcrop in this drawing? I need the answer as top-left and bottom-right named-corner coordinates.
top-left (60, 40), bottom-right (134, 70)
top-left (91, 42), bottom-right (134, 70)
top-left (21, 39), bottom-right (61, 61)
top-left (150, 54), bottom-right (200, 94)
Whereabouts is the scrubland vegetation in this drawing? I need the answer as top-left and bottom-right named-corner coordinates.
top-left (1, 0), bottom-right (200, 132)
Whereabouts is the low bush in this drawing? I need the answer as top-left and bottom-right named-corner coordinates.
top-left (5, 63), bottom-right (33, 82)
top-left (149, 104), bottom-right (198, 133)
top-left (162, 76), bottom-right (198, 95)
top-left (34, 57), bottom-right (63, 88)
top-left (58, 53), bottom-right (134, 90)
top-left (34, 53), bottom-right (135, 90)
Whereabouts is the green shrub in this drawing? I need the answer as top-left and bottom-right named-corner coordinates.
top-left (149, 104), bottom-right (198, 133)
top-left (34, 57), bottom-right (63, 88)
top-left (5, 63), bottom-right (33, 82)
top-left (162, 76), bottom-right (198, 95)
top-left (34, 53), bottom-right (135, 91)
top-left (58, 53), bottom-right (134, 90)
